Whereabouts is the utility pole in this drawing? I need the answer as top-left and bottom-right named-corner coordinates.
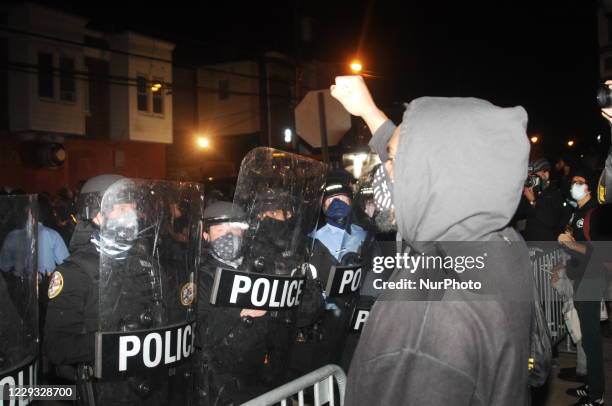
top-left (259, 53), bottom-right (270, 147)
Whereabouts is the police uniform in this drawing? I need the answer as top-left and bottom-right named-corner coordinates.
top-left (290, 174), bottom-right (369, 377)
top-left (195, 201), bottom-right (273, 405)
top-left (44, 222), bottom-right (99, 367)
top-left (44, 175), bottom-right (189, 405)
top-left (45, 224), bottom-right (173, 404)
top-left (196, 257), bottom-right (272, 405)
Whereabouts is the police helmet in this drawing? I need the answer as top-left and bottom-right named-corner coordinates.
top-left (203, 201), bottom-right (246, 228)
top-left (77, 174), bottom-right (125, 220)
top-left (255, 187), bottom-right (294, 214)
top-left (323, 169), bottom-right (354, 201)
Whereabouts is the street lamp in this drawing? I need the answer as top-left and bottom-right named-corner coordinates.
top-left (151, 81), bottom-right (162, 92)
top-left (567, 140), bottom-right (575, 147)
top-left (350, 60), bottom-right (363, 74)
top-left (530, 136), bottom-right (539, 144)
top-left (196, 136), bottom-right (210, 149)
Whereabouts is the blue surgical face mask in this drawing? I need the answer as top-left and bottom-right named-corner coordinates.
top-left (571, 184), bottom-right (588, 202)
top-left (325, 198), bottom-right (351, 224)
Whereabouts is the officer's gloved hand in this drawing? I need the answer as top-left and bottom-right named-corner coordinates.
top-left (252, 257), bottom-right (265, 273)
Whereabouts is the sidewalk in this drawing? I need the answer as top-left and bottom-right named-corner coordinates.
top-left (534, 330), bottom-right (612, 406)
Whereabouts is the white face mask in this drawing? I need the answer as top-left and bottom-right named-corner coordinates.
top-left (571, 184), bottom-right (588, 201)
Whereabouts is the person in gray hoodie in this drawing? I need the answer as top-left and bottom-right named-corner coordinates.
top-left (330, 76), bottom-right (534, 406)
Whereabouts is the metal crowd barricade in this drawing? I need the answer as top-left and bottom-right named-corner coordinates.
top-left (529, 245), bottom-right (570, 347)
top-left (241, 364), bottom-right (347, 406)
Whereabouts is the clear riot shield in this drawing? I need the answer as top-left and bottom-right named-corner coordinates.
top-left (204, 147), bottom-right (326, 403)
top-left (289, 174), bottom-right (372, 379)
top-left (94, 180), bottom-right (204, 405)
top-left (0, 195), bottom-right (38, 396)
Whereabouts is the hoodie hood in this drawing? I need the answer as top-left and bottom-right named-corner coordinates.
top-left (394, 97), bottom-right (529, 242)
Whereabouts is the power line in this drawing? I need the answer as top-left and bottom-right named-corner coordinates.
top-left (0, 61), bottom-right (297, 100)
top-left (0, 25), bottom-right (309, 89)
top-left (0, 62), bottom-right (292, 125)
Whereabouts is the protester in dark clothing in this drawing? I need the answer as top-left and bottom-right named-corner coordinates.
top-left (558, 168), bottom-right (605, 406)
top-left (554, 154), bottom-right (575, 203)
top-left (331, 76), bottom-right (532, 406)
top-left (517, 158), bottom-right (568, 241)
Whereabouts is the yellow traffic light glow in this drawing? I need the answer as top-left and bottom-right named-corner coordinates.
top-left (196, 136), bottom-right (210, 148)
top-left (530, 136), bottom-right (539, 144)
top-left (350, 60), bottom-right (363, 73)
top-left (567, 140), bottom-right (575, 147)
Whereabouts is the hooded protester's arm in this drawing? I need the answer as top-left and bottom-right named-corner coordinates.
top-left (368, 120), bottom-right (396, 162)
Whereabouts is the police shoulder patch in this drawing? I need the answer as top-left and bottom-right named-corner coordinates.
top-left (180, 282), bottom-right (195, 306)
top-left (48, 271), bottom-right (64, 299)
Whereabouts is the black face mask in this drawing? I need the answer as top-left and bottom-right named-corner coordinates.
top-left (259, 216), bottom-right (296, 232)
top-left (371, 165), bottom-right (396, 232)
top-left (257, 216), bottom-right (296, 249)
top-left (211, 233), bottom-right (243, 261)
top-left (372, 165), bottom-right (394, 210)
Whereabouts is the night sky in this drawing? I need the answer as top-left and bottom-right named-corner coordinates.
top-left (36, 0), bottom-right (607, 158)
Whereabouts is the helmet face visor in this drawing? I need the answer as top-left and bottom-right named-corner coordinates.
top-left (77, 192), bottom-right (102, 221)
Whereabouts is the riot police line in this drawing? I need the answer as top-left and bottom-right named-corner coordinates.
top-left (0, 147), bottom-right (388, 405)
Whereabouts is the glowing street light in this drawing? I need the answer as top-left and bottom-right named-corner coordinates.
top-left (530, 136), bottom-right (539, 144)
top-left (597, 134), bottom-right (602, 143)
top-left (151, 82), bottom-right (162, 92)
top-left (284, 128), bottom-right (292, 143)
top-left (196, 136), bottom-right (210, 149)
top-left (350, 60), bottom-right (363, 74)
top-left (567, 140), bottom-right (575, 147)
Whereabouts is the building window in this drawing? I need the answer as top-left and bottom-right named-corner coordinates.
top-left (152, 78), bottom-right (163, 114)
top-left (137, 75), bottom-right (148, 111)
top-left (218, 79), bottom-right (229, 100)
top-left (38, 52), bottom-right (54, 98)
top-left (59, 56), bottom-right (76, 102)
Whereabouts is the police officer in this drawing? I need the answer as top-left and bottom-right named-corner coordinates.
top-left (44, 175), bottom-right (178, 405)
top-left (291, 170), bottom-right (369, 376)
top-left (248, 188), bottom-right (298, 276)
top-left (196, 201), bottom-right (270, 405)
top-left (44, 175), bottom-right (124, 371)
top-left (311, 170), bottom-right (367, 272)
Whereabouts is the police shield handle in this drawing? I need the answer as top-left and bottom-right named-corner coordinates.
top-left (330, 75), bottom-right (388, 134)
